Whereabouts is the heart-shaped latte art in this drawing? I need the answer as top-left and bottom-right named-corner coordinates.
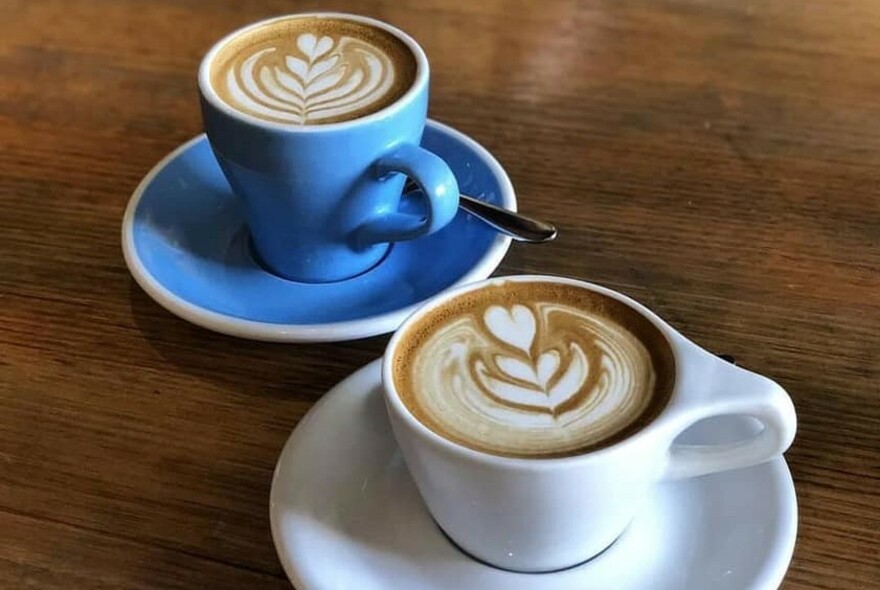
top-left (536, 350), bottom-right (560, 387)
top-left (395, 284), bottom-right (662, 458)
top-left (296, 33), bottom-right (333, 61)
top-left (476, 343), bottom-right (589, 415)
top-left (494, 350), bottom-right (560, 388)
top-left (546, 344), bottom-right (588, 408)
top-left (483, 304), bottom-right (536, 354)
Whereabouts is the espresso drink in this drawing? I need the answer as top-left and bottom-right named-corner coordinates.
top-left (210, 16), bottom-right (418, 125)
top-left (393, 281), bottom-right (675, 458)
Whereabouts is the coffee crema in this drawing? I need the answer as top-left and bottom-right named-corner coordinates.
top-left (209, 16), bottom-right (417, 125)
top-left (393, 281), bottom-right (676, 458)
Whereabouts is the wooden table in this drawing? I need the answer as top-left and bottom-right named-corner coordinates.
top-left (2, 0), bottom-right (878, 588)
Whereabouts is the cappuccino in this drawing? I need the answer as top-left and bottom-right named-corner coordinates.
top-left (209, 16), bottom-right (417, 125)
top-left (392, 280), bottom-right (675, 458)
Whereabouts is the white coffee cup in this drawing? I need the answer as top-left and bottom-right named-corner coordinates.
top-left (381, 275), bottom-right (797, 573)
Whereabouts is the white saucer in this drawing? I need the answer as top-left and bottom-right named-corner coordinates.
top-left (270, 361), bottom-right (797, 590)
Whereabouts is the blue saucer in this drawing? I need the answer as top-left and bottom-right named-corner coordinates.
top-left (122, 120), bottom-right (514, 342)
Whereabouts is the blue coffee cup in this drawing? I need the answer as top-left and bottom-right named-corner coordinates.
top-left (198, 13), bottom-right (459, 283)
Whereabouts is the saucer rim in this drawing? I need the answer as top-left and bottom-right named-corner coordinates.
top-left (121, 120), bottom-right (514, 342)
top-left (269, 360), bottom-right (798, 590)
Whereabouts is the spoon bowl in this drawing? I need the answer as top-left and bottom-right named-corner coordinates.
top-left (403, 180), bottom-right (557, 243)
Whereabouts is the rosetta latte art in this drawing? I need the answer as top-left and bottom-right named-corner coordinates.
top-left (221, 32), bottom-right (398, 124)
top-left (406, 300), bottom-right (658, 457)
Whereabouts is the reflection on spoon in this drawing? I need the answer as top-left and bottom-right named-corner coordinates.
top-left (403, 179), bottom-right (557, 243)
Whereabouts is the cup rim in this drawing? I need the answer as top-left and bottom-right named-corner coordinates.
top-left (198, 12), bottom-right (430, 133)
top-left (382, 274), bottom-right (688, 469)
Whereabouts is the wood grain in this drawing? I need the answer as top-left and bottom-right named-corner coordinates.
top-left (2, 0), bottom-right (878, 588)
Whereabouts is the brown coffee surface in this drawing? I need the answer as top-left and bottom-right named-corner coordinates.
top-left (393, 280), bottom-right (676, 458)
top-left (209, 16), bottom-right (417, 125)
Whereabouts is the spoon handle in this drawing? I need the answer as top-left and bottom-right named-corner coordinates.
top-left (458, 194), bottom-right (557, 243)
top-left (403, 180), bottom-right (557, 243)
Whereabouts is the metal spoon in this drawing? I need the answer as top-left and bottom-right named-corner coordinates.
top-left (403, 180), bottom-right (557, 243)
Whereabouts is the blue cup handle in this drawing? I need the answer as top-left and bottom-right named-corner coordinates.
top-left (353, 143), bottom-right (459, 247)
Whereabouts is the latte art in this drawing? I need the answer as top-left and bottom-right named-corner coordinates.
top-left (393, 281), bottom-right (675, 458)
top-left (472, 303), bottom-right (653, 418)
top-left (210, 17), bottom-right (417, 125)
top-left (225, 33), bottom-right (394, 124)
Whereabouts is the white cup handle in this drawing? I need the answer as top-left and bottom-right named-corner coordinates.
top-left (662, 351), bottom-right (797, 480)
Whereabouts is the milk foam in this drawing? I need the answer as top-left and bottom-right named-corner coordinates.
top-left (404, 299), bottom-right (659, 457)
top-left (217, 31), bottom-right (400, 124)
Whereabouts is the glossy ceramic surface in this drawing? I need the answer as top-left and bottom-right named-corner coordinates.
top-left (122, 120), bottom-right (513, 342)
top-left (270, 360), bottom-right (797, 590)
